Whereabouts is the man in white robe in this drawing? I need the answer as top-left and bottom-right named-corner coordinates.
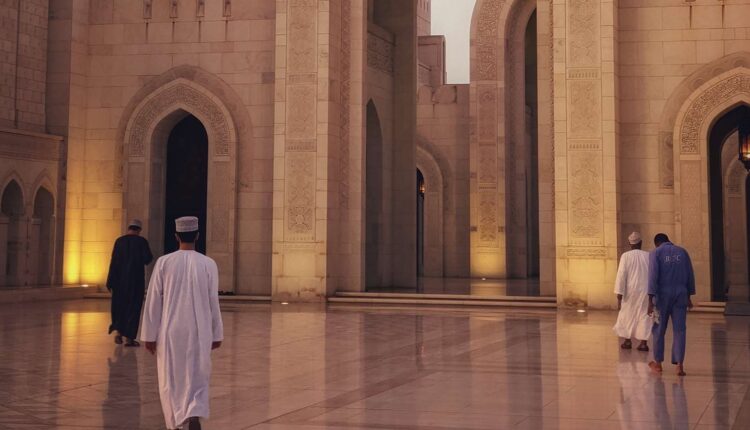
top-left (141, 216), bottom-right (223, 430)
top-left (613, 231), bottom-right (652, 351)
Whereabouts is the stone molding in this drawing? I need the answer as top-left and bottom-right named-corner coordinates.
top-left (659, 52), bottom-right (750, 189)
top-left (126, 80), bottom-right (233, 158)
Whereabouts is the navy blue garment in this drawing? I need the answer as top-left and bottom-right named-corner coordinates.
top-left (648, 242), bottom-right (695, 364)
top-left (107, 234), bottom-right (153, 340)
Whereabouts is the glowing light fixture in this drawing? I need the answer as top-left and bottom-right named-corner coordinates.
top-left (577, 309), bottom-right (586, 313)
top-left (281, 302), bottom-right (289, 305)
top-left (739, 109), bottom-right (750, 171)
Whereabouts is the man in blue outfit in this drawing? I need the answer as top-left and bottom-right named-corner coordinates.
top-left (647, 233), bottom-right (695, 376)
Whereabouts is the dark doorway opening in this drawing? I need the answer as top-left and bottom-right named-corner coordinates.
top-left (365, 101), bottom-right (383, 289)
top-left (163, 115), bottom-right (208, 254)
top-left (417, 169), bottom-right (425, 277)
top-left (708, 105), bottom-right (750, 301)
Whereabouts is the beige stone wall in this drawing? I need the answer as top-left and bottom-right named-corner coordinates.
top-left (617, 0), bottom-right (750, 302)
top-left (63, 0), bottom-right (275, 292)
top-left (0, 0), bottom-right (49, 132)
top-left (416, 84), bottom-right (471, 277)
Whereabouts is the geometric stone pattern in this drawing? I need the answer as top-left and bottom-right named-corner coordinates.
top-left (680, 74), bottom-right (750, 154)
top-left (127, 83), bottom-right (231, 157)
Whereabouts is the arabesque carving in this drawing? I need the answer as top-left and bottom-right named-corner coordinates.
top-left (569, 152), bottom-right (602, 241)
top-left (368, 33), bottom-right (394, 75)
top-left (474, 0), bottom-right (505, 81)
top-left (128, 83), bottom-right (230, 157)
top-left (285, 153), bottom-right (315, 240)
top-left (680, 74), bottom-right (750, 153)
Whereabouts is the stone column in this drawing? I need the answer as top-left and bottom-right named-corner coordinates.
top-left (28, 217), bottom-right (41, 286)
top-left (376, 0), bottom-right (418, 288)
top-left (272, 0), bottom-right (343, 301)
top-left (0, 216), bottom-right (8, 286)
top-left (553, 0), bottom-right (619, 308)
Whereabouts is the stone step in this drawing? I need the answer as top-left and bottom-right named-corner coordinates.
top-left (335, 291), bottom-right (556, 302)
top-left (328, 295), bottom-right (557, 308)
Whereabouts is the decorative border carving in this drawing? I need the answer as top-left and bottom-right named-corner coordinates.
top-left (478, 191), bottom-right (498, 246)
top-left (285, 153), bottom-right (315, 241)
top-left (566, 247), bottom-right (606, 258)
top-left (339, 0), bottom-right (351, 210)
top-left (568, 152), bottom-right (603, 243)
top-left (367, 33), bottom-right (394, 75)
top-left (474, 0), bottom-right (505, 81)
top-left (127, 83), bottom-right (231, 157)
top-left (566, 0), bottom-right (599, 67)
top-left (679, 74), bottom-right (750, 154)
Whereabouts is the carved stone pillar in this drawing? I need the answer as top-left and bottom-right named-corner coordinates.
top-left (553, 0), bottom-right (619, 308)
top-left (272, 0), bottom-right (343, 301)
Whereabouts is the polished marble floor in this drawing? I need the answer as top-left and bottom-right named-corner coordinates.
top-left (0, 300), bottom-right (748, 429)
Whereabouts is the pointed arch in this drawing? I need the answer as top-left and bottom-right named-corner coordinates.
top-left (365, 99), bottom-right (385, 288)
top-left (658, 52), bottom-right (750, 188)
top-left (31, 170), bottom-right (55, 214)
top-left (116, 65), bottom-right (253, 292)
top-left (671, 65), bottom-right (750, 302)
top-left (416, 140), bottom-right (446, 277)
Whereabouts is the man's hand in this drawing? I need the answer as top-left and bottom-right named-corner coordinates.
top-left (688, 297), bottom-right (694, 310)
top-left (212, 341), bottom-right (222, 350)
top-left (616, 294), bottom-right (623, 311)
top-left (145, 341), bottom-right (156, 355)
top-left (647, 301), bottom-right (654, 316)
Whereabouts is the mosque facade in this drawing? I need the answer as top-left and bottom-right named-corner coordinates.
top-left (1, 0), bottom-right (749, 308)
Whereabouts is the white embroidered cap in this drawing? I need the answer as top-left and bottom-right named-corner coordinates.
top-left (628, 231), bottom-right (642, 245)
top-left (128, 219), bottom-right (142, 229)
top-left (175, 216), bottom-right (199, 233)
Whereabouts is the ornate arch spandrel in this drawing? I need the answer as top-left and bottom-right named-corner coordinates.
top-left (671, 67), bottom-right (750, 302)
top-left (659, 53), bottom-right (750, 188)
top-left (125, 80), bottom-right (235, 159)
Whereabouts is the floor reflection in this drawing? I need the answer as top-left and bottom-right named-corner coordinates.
top-left (0, 299), bottom-right (748, 429)
top-left (103, 346), bottom-right (141, 429)
top-left (367, 277), bottom-right (543, 296)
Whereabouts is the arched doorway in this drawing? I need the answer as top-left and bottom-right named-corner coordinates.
top-left (33, 187), bottom-right (55, 285)
top-left (1, 180), bottom-right (24, 286)
top-left (365, 101), bottom-right (384, 289)
top-left (416, 169), bottom-right (425, 277)
top-left (708, 104), bottom-right (750, 301)
top-left (163, 115), bottom-right (208, 254)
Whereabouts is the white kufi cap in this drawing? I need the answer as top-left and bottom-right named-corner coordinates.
top-left (175, 216), bottom-right (199, 233)
top-left (628, 231), bottom-right (642, 245)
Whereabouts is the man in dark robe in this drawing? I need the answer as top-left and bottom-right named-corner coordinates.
top-left (107, 219), bottom-right (153, 347)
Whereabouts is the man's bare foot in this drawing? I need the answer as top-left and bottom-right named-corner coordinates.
top-left (621, 339), bottom-right (632, 349)
top-left (676, 364), bottom-right (686, 376)
top-left (649, 361), bottom-right (663, 373)
top-left (637, 341), bottom-right (649, 352)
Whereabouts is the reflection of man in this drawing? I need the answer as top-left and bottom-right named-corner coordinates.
top-left (103, 347), bottom-right (140, 429)
top-left (648, 233), bottom-right (695, 376)
top-left (107, 219), bottom-right (153, 347)
top-left (141, 216), bottom-right (223, 430)
top-left (613, 232), bottom-right (651, 351)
